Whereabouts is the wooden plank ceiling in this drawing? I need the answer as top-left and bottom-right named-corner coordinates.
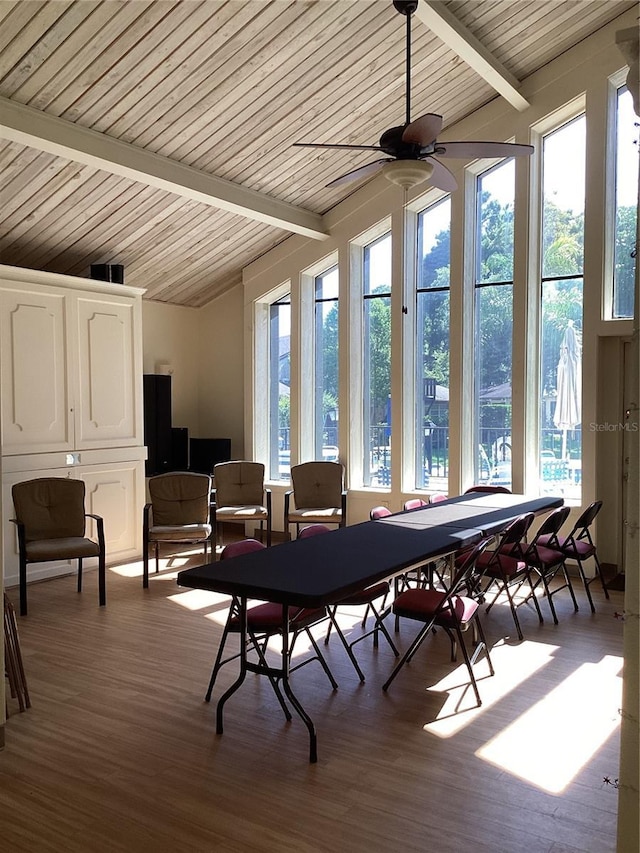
top-left (0, 0), bottom-right (634, 307)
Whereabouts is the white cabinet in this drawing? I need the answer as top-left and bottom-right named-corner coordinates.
top-left (1, 265), bottom-right (146, 588)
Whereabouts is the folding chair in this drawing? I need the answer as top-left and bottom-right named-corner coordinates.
top-left (298, 524), bottom-right (398, 682)
top-left (521, 506), bottom-right (579, 624)
top-left (204, 539), bottom-right (337, 715)
top-left (382, 537), bottom-right (495, 706)
top-left (537, 500), bottom-right (608, 613)
top-left (479, 512), bottom-right (543, 641)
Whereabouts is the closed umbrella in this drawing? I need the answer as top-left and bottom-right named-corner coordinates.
top-left (553, 320), bottom-right (581, 459)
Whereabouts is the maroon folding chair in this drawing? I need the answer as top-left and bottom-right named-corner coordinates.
top-left (204, 539), bottom-right (337, 714)
top-left (517, 506), bottom-right (579, 624)
top-left (537, 500), bottom-right (608, 612)
top-left (382, 537), bottom-right (495, 706)
top-left (299, 525), bottom-right (398, 682)
top-left (464, 485), bottom-right (512, 495)
top-left (479, 512), bottom-right (543, 641)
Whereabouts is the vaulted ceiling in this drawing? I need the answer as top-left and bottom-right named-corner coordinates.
top-left (0, 0), bottom-right (635, 307)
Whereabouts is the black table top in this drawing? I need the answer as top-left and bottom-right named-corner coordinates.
top-left (177, 492), bottom-right (562, 607)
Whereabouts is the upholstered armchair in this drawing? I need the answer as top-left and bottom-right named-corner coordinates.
top-left (11, 477), bottom-right (106, 616)
top-left (284, 461), bottom-right (347, 539)
top-left (143, 472), bottom-right (212, 588)
top-left (211, 461), bottom-right (271, 549)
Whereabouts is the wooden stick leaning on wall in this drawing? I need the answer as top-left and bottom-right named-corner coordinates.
top-left (4, 593), bottom-right (30, 713)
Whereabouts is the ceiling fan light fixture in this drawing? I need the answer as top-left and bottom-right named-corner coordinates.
top-left (383, 159), bottom-right (434, 188)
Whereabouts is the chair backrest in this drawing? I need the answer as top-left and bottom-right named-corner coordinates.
top-left (570, 500), bottom-right (603, 539)
top-left (220, 538), bottom-right (266, 560)
top-left (403, 498), bottom-right (428, 511)
top-left (532, 506), bottom-right (571, 543)
top-left (370, 506), bottom-right (392, 520)
top-left (214, 461), bottom-right (265, 506)
top-left (12, 478), bottom-right (86, 542)
top-left (298, 524), bottom-right (332, 539)
top-left (438, 536), bottom-right (494, 615)
top-left (290, 461), bottom-right (344, 509)
top-left (464, 485), bottom-right (512, 494)
top-left (149, 472), bottom-right (212, 526)
top-left (496, 512), bottom-right (535, 556)
top-left (429, 493), bottom-right (448, 503)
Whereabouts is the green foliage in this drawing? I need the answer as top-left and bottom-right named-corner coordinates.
top-left (614, 205), bottom-right (637, 318)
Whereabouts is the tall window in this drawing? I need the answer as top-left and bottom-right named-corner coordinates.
top-left (539, 116), bottom-right (585, 500)
top-left (363, 233), bottom-right (392, 487)
top-left (416, 198), bottom-right (451, 491)
top-left (613, 85), bottom-right (638, 319)
top-left (314, 266), bottom-right (339, 459)
top-left (269, 294), bottom-right (291, 481)
top-left (473, 160), bottom-right (515, 488)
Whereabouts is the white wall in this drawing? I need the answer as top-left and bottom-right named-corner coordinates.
top-left (197, 283), bottom-right (245, 457)
top-left (142, 287), bottom-right (245, 457)
top-left (142, 300), bottom-right (201, 433)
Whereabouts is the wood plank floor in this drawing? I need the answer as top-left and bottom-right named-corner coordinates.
top-left (1, 552), bottom-right (624, 853)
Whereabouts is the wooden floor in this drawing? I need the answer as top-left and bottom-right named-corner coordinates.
top-left (1, 552), bottom-right (624, 853)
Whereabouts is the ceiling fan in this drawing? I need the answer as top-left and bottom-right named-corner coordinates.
top-left (294, 0), bottom-right (533, 191)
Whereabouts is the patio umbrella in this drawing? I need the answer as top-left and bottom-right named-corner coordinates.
top-left (553, 320), bottom-right (582, 459)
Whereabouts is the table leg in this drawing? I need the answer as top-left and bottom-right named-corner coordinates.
top-left (216, 596), bottom-right (248, 735)
top-left (279, 608), bottom-right (318, 763)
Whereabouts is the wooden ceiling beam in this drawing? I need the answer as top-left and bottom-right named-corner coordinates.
top-left (416, 1), bottom-right (530, 112)
top-left (0, 98), bottom-right (329, 241)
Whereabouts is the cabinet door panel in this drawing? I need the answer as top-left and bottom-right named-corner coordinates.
top-left (80, 461), bottom-right (143, 562)
top-left (0, 289), bottom-right (72, 454)
top-left (76, 296), bottom-right (139, 448)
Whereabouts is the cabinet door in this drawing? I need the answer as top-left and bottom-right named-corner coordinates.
top-left (80, 460), bottom-right (144, 563)
top-left (75, 294), bottom-right (142, 449)
top-left (0, 288), bottom-right (73, 455)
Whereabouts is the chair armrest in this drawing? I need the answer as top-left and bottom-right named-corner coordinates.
top-left (265, 488), bottom-right (272, 513)
top-left (284, 490), bottom-right (293, 526)
top-left (340, 490), bottom-right (347, 526)
top-left (10, 518), bottom-right (28, 559)
top-left (86, 513), bottom-right (106, 550)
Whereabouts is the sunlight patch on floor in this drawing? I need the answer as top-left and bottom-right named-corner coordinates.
top-left (423, 639), bottom-right (558, 738)
top-left (167, 588), bottom-right (229, 610)
top-left (109, 561), bottom-right (144, 578)
top-left (477, 654), bottom-right (623, 793)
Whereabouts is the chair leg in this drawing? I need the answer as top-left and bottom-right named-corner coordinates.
top-left (382, 621), bottom-right (434, 691)
top-left (302, 628), bottom-right (338, 690)
top-left (205, 623), bottom-right (236, 701)
top-left (592, 552), bottom-right (610, 599)
top-left (576, 559), bottom-right (596, 613)
top-left (248, 629), bottom-right (292, 721)
top-left (155, 543), bottom-right (160, 574)
top-left (454, 626), bottom-right (482, 706)
top-left (98, 552), bottom-right (106, 607)
top-left (499, 580), bottom-right (524, 642)
top-left (77, 558), bottom-right (83, 593)
top-left (537, 572), bottom-right (559, 625)
top-left (561, 563), bottom-right (580, 612)
top-left (143, 530), bottom-right (150, 589)
top-left (326, 607), bottom-right (366, 682)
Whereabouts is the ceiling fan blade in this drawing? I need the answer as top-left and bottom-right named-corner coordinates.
top-left (402, 113), bottom-right (443, 147)
top-left (293, 142), bottom-right (382, 151)
top-left (425, 157), bottom-right (458, 192)
top-left (435, 141), bottom-right (534, 159)
top-left (326, 159), bottom-right (391, 188)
